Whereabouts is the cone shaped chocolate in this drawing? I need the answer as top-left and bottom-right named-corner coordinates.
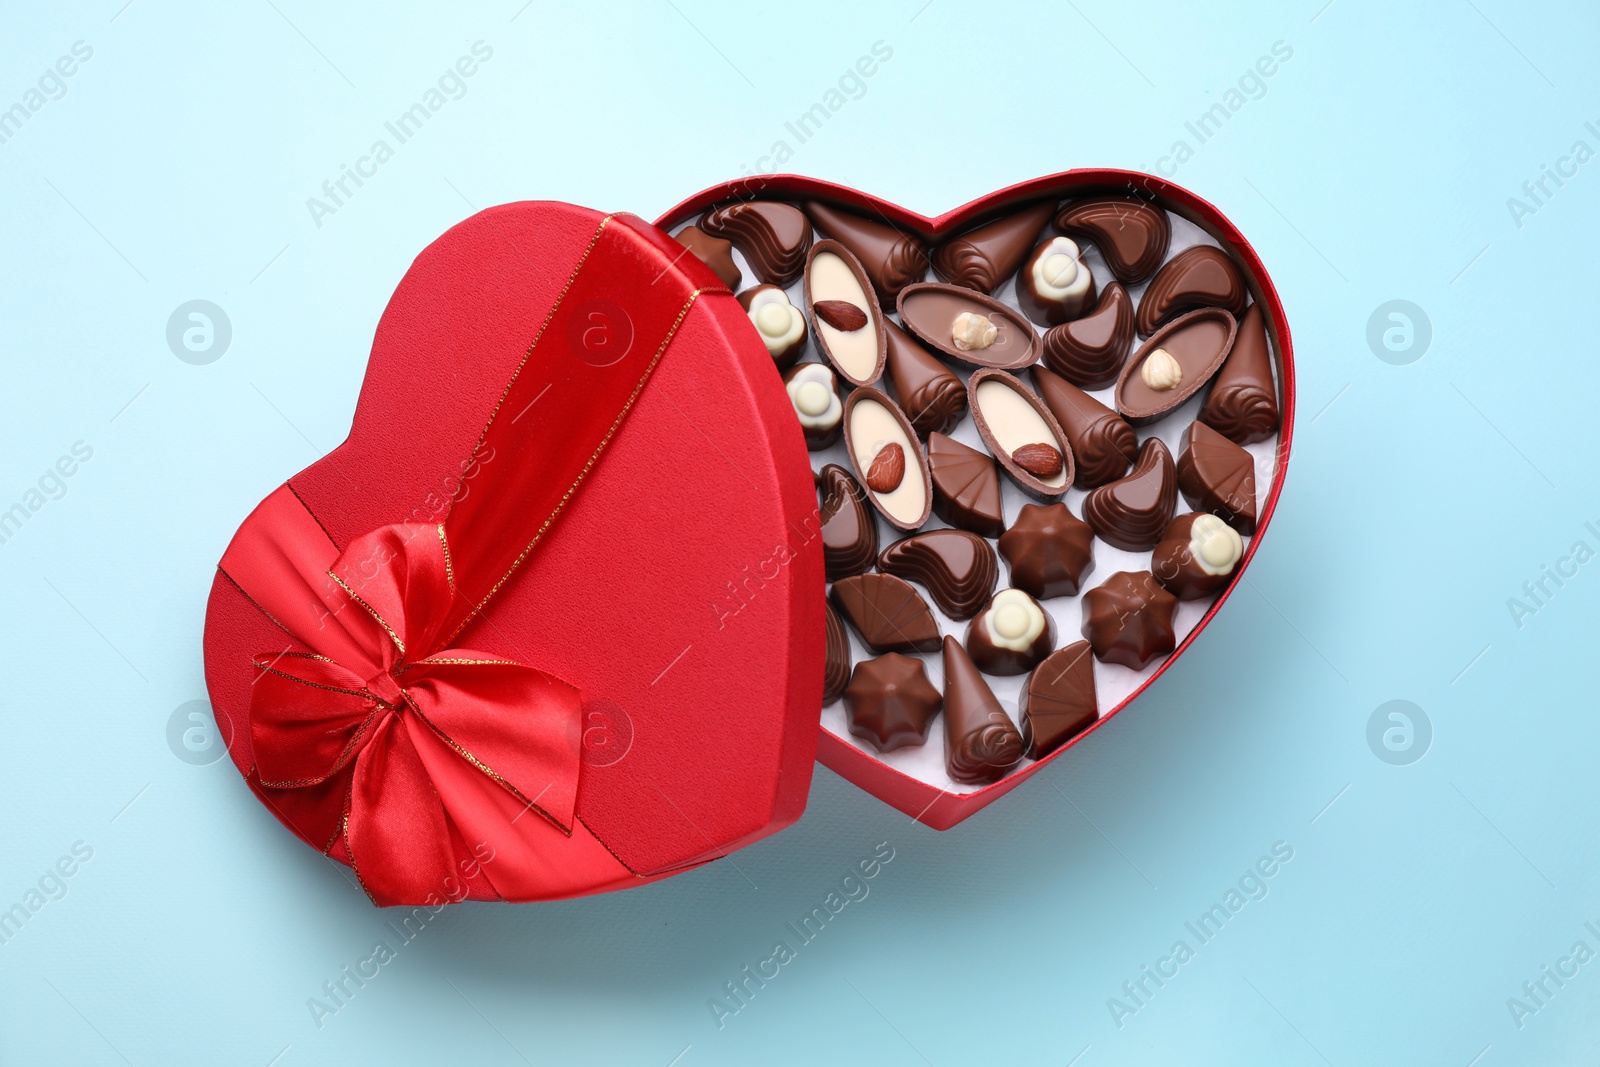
top-left (803, 201), bottom-right (929, 309)
top-left (885, 320), bottom-right (965, 436)
top-left (1031, 366), bottom-right (1138, 489)
top-left (932, 202), bottom-right (1054, 293)
top-left (1198, 302), bottom-right (1279, 444)
top-left (941, 635), bottom-right (1024, 784)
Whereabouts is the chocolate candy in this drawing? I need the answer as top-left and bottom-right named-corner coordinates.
top-left (997, 502), bottom-right (1095, 600)
top-left (801, 201), bottom-right (929, 309)
top-left (783, 363), bottom-right (842, 449)
top-left (1016, 236), bottom-right (1097, 327)
top-left (1055, 197), bottom-right (1171, 284)
top-left (967, 369), bottom-right (1073, 500)
top-left (927, 432), bottom-right (1004, 537)
top-left (1152, 513), bottom-right (1243, 600)
top-left (1019, 642), bottom-right (1098, 759)
top-left (1116, 308), bottom-right (1238, 423)
top-left (843, 388), bottom-right (932, 531)
top-left (932, 202), bottom-right (1054, 293)
top-left (830, 573), bottom-right (942, 654)
top-left (897, 283), bottom-right (1041, 369)
top-left (818, 464), bottom-right (877, 581)
top-left (1031, 366), bottom-right (1137, 489)
top-left (941, 635), bottom-right (1024, 784)
top-left (1081, 571), bottom-right (1177, 670)
top-left (965, 588), bottom-right (1055, 676)
top-left (1135, 246), bottom-right (1247, 337)
top-left (824, 600), bottom-right (852, 704)
top-left (843, 653), bottom-right (942, 753)
top-left (673, 224), bottom-right (741, 290)
top-left (1081, 437), bottom-right (1177, 551)
top-left (741, 285), bottom-right (808, 367)
top-left (1176, 421), bottom-right (1257, 534)
top-left (1198, 302), bottom-right (1279, 444)
top-left (885, 320), bottom-right (965, 436)
top-left (806, 240), bottom-right (887, 387)
top-left (700, 201), bottom-right (811, 286)
top-left (878, 529), bottom-right (997, 620)
top-left (1041, 281), bottom-right (1134, 388)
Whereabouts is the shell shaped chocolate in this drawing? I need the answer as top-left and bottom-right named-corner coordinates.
top-left (878, 529), bottom-right (998, 620)
top-left (830, 573), bottom-right (942, 654)
top-left (1176, 421), bottom-right (1257, 535)
top-left (926, 432), bottom-right (1005, 537)
top-left (1081, 437), bottom-right (1177, 551)
top-left (1055, 197), bottom-right (1171, 283)
top-left (1041, 282), bottom-right (1134, 388)
top-left (1019, 642), bottom-right (1098, 759)
top-left (701, 201), bottom-right (812, 286)
top-left (1135, 246), bottom-right (1248, 337)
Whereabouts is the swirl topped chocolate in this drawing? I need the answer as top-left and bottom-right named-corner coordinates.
top-left (1199, 302), bottom-right (1279, 444)
top-left (941, 635), bottom-right (1025, 784)
top-left (884, 320), bottom-right (965, 437)
top-left (1031, 366), bottom-right (1137, 489)
top-left (932, 202), bottom-right (1053, 294)
top-left (802, 201), bottom-right (929, 309)
top-left (700, 201), bottom-right (812, 286)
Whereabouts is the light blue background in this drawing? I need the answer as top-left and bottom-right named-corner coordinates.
top-left (2, 1), bottom-right (1596, 1063)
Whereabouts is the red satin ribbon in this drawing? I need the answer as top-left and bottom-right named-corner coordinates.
top-left (218, 213), bottom-right (726, 905)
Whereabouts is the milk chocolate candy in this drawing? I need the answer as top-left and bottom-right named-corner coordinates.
top-left (1019, 642), bottom-right (1098, 759)
top-left (897, 283), bottom-right (1041, 370)
top-left (783, 363), bottom-right (842, 449)
top-left (1135, 246), bottom-right (1247, 337)
top-left (965, 588), bottom-right (1055, 676)
top-left (1016, 237), bottom-right (1097, 327)
top-left (824, 600), bottom-right (852, 705)
top-left (802, 201), bottom-right (930, 309)
top-left (805, 240), bottom-right (888, 387)
top-left (1031, 366), bottom-right (1137, 489)
top-left (941, 635), bottom-right (1025, 784)
top-left (997, 502), bottom-right (1095, 600)
top-left (1198, 302), bottom-right (1279, 444)
top-left (967, 369), bottom-right (1073, 500)
top-left (878, 529), bottom-right (997, 620)
top-left (1152, 513), bottom-right (1243, 600)
top-left (1081, 571), bottom-right (1178, 670)
top-left (843, 653), bottom-right (942, 753)
top-left (884, 320), bottom-right (965, 436)
top-left (830, 573), bottom-right (942, 654)
top-left (1055, 196), bottom-right (1171, 284)
top-left (1041, 282), bottom-right (1134, 389)
top-left (1117, 308), bottom-right (1238, 424)
top-left (740, 284), bottom-right (808, 367)
top-left (673, 225), bottom-right (741, 290)
top-left (1081, 437), bottom-right (1177, 551)
top-left (818, 464), bottom-right (877, 581)
top-left (843, 388), bottom-right (933, 531)
top-left (1176, 421), bottom-right (1257, 534)
top-left (932, 202), bottom-right (1054, 293)
top-left (926, 432), bottom-right (1004, 537)
top-left (701, 201), bottom-right (812, 286)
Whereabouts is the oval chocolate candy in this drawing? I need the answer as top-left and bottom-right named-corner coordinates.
top-left (842, 387), bottom-right (932, 530)
top-left (1115, 308), bottom-right (1238, 424)
top-left (966, 369), bottom-right (1074, 500)
top-left (804, 239), bottom-right (887, 387)
top-left (896, 282), bottom-right (1040, 370)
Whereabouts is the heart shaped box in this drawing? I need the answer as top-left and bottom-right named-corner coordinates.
top-left (203, 205), bottom-right (824, 903)
top-left (657, 172), bottom-right (1295, 830)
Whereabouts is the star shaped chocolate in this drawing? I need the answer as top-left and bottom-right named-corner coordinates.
top-left (843, 653), bottom-right (943, 753)
top-left (1080, 570), bottom-right (1177, 670)
top-left (997, 502), bottom-right (1095, 600)
top-left (673, 225), bottom-right (742, 290)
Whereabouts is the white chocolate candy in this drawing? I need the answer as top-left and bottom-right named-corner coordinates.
top-left (951, 311), bottom-right (998, 351)
top-left (985, 589), bottom-right (1046, 652)
top-left (785, 364), bottom-right (841, 431)
top-left (848, 398), bottom-right (925, 526)
top-left (1140, 348), bottom-right (1183, 391)
top-left (1188, 514), bottom-right (1242, 576)
top-left (809, 251), bottom-right (878, 380)
top-left (745, 287), bottom-right (804, 357)
top-left (1029, 237), bottom-right (1092, 303)
top-left (972, 379), bottom-right (1068, 490)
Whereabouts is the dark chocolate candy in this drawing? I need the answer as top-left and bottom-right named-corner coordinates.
top-left (1019, 642), bottom-right (1098, 759)
top-left (932, 202), bottom-right (1054, 293)
top-left (1152, 512), bottom-right (1243, 600)
top-left (1117, 308), bottom-right (1238, 424)
top-left (965, 588), bottom-right (1055, 676)
top-left (783, 363), bottom-right (842, 449)
top-left (1135, 246), bottom-right (1247, 337)
top-left (885, 320), bottom-right (965, 436)
top-left (701, 201), bottom-right (812, 286)
top-left (896, 283), bottom-right (1041, 370)
top-left (805, 240), bottom-right (888, 387)
top-left (818, 464), bottom-right (877, 581)
top-left (842, 388), bottom-right (933, 531)
top-left (830, 573), bottom-right (942, 654)
top-left (673, 225), bottom-right (741, 290)
top-left (878, 529), bottom-right (997, 620)
top-left (941, 635), bottom-right (1025, 784)
top-left (1041, 281), bottom-right (1134, 388)
top-left (843, 653), bottom-right (942, 753)
top-left (802, 201), bottom-right (929, 309)
top-left (927, 432), bottom-right (1005, 537)
top-left (1081, 571), bottom-right (1178, 670)
top-left (1198, 302), bottom-right (1279, 444)
top-left (1081, 437), bottom-right (1177, 551)
top-left (1031, 366), bottom-right (1137, 489)
top-left (1055, 197), bottom-right (1171, 284)
top-left (997, 502), bottom-right (1095, 600)
top-left (824, 600), bottom-right (852, 705)
top-left (1177, 421), bottom-right (1257, 534)
top-left (1015, 236), bottom-right (1097, 327)
top-left (741, 284), bottom-right (808, 367)
top-left (967, 369), bottom-right (1074, 500)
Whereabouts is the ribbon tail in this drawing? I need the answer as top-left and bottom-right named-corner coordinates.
top-left (344, 715), bottom-right (458, 907)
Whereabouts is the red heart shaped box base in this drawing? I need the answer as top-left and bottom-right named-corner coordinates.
top-left (658, 172), bottom-right (1295, 830)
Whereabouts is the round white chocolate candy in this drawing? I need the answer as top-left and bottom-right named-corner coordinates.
top-left (985, 588), bottom-right (1046, 651)
top-left (951, 311), bottom-right (998, 351)
top-left (1188, 514), bottom-right (1243, 576)
top-left (848, 398), bottom-right (925, 525)
top-left (809, 251), bottom-right (878, 380)
top-left (1030, 237), bottom-right (1092, 303)
top-left (972, 379), bottom-right (1068, 490)
top-left (784, 364), bottom-right (841, 430)
top-left (1141, 348), bottom-right (1183, 391)
top-left (745, 288), bottom-right (804, 357)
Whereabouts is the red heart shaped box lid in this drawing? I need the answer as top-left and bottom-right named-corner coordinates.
top-left (202, 203), bottom-right (824, 902)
